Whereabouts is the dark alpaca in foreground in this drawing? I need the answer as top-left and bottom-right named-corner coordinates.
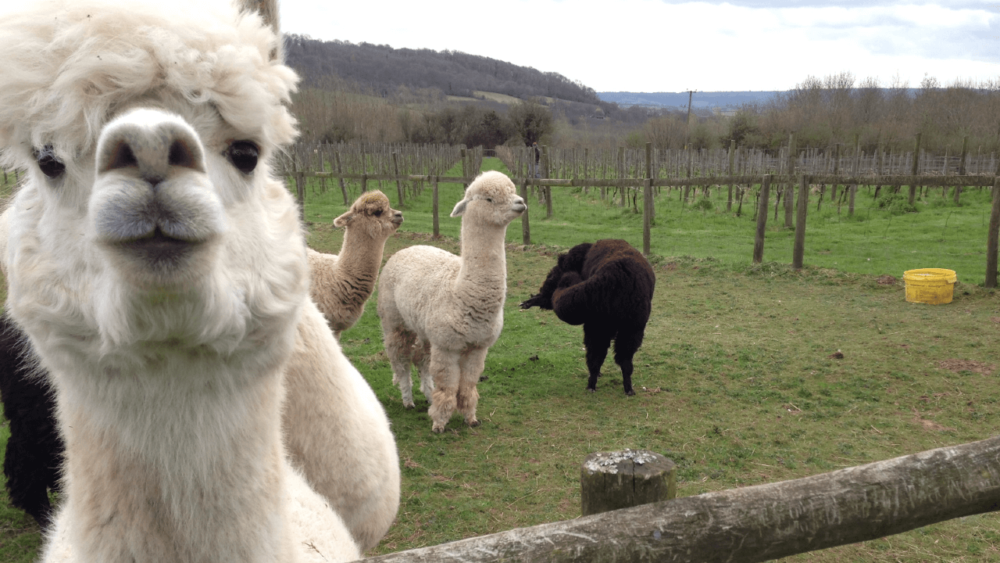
top-left (0, 316), bottom-right (63, 530)
top-left (521, 239), bottom-right (655, 395)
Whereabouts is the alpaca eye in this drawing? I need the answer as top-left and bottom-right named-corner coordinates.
top-left (374, 210), bottom-right (383, 217)
top-left (33, 146), bottom-right (65, 179)
top-left (226, 141), bottom-right (259, 174)
top-left (486, 197), bottom-right (494, 203)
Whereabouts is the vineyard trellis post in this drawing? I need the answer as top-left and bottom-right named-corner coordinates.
top-left (909, 133), bottom-right (921, 205)
top-left (392, 152), bottom-right (404, 208)
top-left (643, 143), bottom-right (653, 256)
top-left (520, 179), bottom-right (531, 246)
top-left (793, 174), bottom-right (810, 270)
top-left (432, 176), bottom-right (440, 238)
top-left (784, 134), bottom-right (795, 228)
top-left (986, 177), bottom-right (1000, 288)
top-left (727, 140), bottom-right (736, 212)
top-left (753, 175), bottom-right (771, 264)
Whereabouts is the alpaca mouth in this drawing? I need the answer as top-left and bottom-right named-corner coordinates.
top-left (118, 228), bottom-right (201, 266)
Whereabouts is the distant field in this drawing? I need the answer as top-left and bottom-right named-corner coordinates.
top-left (303, 158), bottom-right (1000, 286)
top-left (2, 159), bottom-right (1000, 561)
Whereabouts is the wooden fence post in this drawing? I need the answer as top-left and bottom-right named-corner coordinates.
top-left (580, 450), bottom-right (675, 517)
top-left (543, 146), bottom-right (553, 218)
top-left (291, 156), bottom-right (305, 222)
top-left (909, 133), bottom-right (921, 205)
top-left (784, 134), bottom-right (795, 228)
top-left (986, 177), bottom-right (1000, 288)
top-left (955, 135), bottom-right (968, 204)
top-left (432, 176), bottom-right (440, 238)
top-left (643, 179), bottom-right (653, 256)
top-left (334, 151), bottom-right (349, 206)
top-left (849, 135), bottom-right (860, 216)
top-left (753, 175), bottom-right (771, 264)
top-left (793, 174), bottom-right (810, 270)
top-left (520, 180), bottom-right (531, 245)
top-left (727, 140), bottom-right (736, 212)
top-left (392, 152), bottom-right (404, 208)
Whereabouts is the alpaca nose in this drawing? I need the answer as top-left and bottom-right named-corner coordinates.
top-left (96, 109), bottom-right (207, 185)
top-left (392, 211), bottom-right (404, 225)
top-left (92, 108), bottom-right (223, 246)
top-left (512, 197), bottom-right (526, 213)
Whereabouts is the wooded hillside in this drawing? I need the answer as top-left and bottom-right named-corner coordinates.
top-left (284, 35), bottom-right (603, 105)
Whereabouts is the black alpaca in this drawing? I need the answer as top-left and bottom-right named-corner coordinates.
top-left (521, 239), bottom-right (655, 395)
top-left (0, 316), bottom-right (63, 529)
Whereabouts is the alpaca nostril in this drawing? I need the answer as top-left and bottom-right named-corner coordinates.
top-left (108, 142), bottom-right (138, 171)
top-left (168, 140), bottom-right (196, 169)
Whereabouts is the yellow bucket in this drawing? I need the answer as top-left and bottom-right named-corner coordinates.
top-left (903, 268), bottom-right (957, 305)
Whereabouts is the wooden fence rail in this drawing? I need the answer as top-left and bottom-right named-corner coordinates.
top-left (356, 435), bottom-right (1000, 563)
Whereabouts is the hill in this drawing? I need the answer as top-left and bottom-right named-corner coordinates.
top-left (598, 91), bottom-right (783, 109)
top-left (284, 35), bottom-right (603, 106)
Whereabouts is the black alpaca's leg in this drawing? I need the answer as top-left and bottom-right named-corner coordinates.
top-left (4, 434), bottom-right (54, 529)
top-left (583, 324), bottom-right (613, 392)
top-left (614, 327), bottom-right (646, 396)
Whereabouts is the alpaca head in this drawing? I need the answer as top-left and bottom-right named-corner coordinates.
top-left (333, 190), bottom-right (404, 242)
top-left (450, 171), bottom-right (526, 226)
top-left (0, 0), bottom-right (305, 372)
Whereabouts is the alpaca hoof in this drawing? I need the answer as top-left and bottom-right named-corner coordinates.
top-left (404, 403), bottom-right (415, 409)
top-left (431, 423), bottom-right (446, 433)
top-left (586, 387), bottom-right (596, 393)
top-left (467, 419), bottom-right (481, 427)
top-left (624, 389), bottom-right (636, 396)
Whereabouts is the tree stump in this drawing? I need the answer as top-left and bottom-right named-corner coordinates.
top-left (580, 449), bottom-right (676, 516)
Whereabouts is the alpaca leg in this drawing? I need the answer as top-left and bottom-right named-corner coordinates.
top-left (457, 347), bottom-right (488, 427)
top-left (385, 328), bottom-right (417, 408)
top-left (583, 324), bottom-right (614, 392)
top-left (427, 347), bottom-right (461, 433)
top-left (613, 327), bottom-right (646, 396)
top-left (413, 340), bottom-right (434, 405)
top-left (4, 435), bottom-right (55, 529)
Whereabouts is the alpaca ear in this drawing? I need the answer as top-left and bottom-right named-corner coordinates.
top-left (450, 199), bottom-right (468, 217)
top-left (333, 210), bottom-right (353, 227)
top-left (237, 0), bottom-right (282, 61)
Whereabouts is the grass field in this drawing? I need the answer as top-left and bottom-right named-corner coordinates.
top-left (1, 160), bottom-right (1000, 561)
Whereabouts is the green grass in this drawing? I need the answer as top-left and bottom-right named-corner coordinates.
top-left (302, 158), bottom-right (998, 286)
top-left (3, 160), bottom-right (1000, 561)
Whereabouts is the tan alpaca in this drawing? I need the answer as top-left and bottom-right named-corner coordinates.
top-left (308, 190), bottom-right (403, 339)
top-left (378, 171), bottom-right (526, 432)
top-left (0, 1), bottom-right (365, 561)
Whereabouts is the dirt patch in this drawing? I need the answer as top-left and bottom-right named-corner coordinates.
top-left (876, 275), bottom-right (897, 285)
top-left (912, 409), bottom-right (956, 432)
top-left (937, 359), bottom-right (995, 376)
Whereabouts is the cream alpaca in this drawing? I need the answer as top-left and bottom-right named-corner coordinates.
top-left (283, 301), bottom-right (401, 551)
top-left (309, 190), bottom-right (403, 339)
top-left (0, 1), bottom-right (362, 561)
top-left (378, 171), bottom-right (525, 433)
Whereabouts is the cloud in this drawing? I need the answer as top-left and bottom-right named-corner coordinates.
top-left (283, 0), bottom-right (1000, 92)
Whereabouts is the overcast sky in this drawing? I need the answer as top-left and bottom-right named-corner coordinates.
top-left (282, 0), bottom-right (999, 93)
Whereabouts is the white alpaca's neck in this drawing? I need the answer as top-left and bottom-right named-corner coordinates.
top-left (455, 220), bottom-right (508, 295)
top-left (54, 333), bottom-right (299, 562)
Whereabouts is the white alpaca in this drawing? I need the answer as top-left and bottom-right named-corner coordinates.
top-left (0, 1), bottom-right (363, 561)
top-left (308, 190), bottom-right (403, 339)
top-left (378, 171), bottom-right (525, 433)
top-left (283, 301), bottom-right (401, 552)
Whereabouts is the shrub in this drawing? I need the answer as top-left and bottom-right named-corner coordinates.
top-left (875, 193), bottom-right (918, 215)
